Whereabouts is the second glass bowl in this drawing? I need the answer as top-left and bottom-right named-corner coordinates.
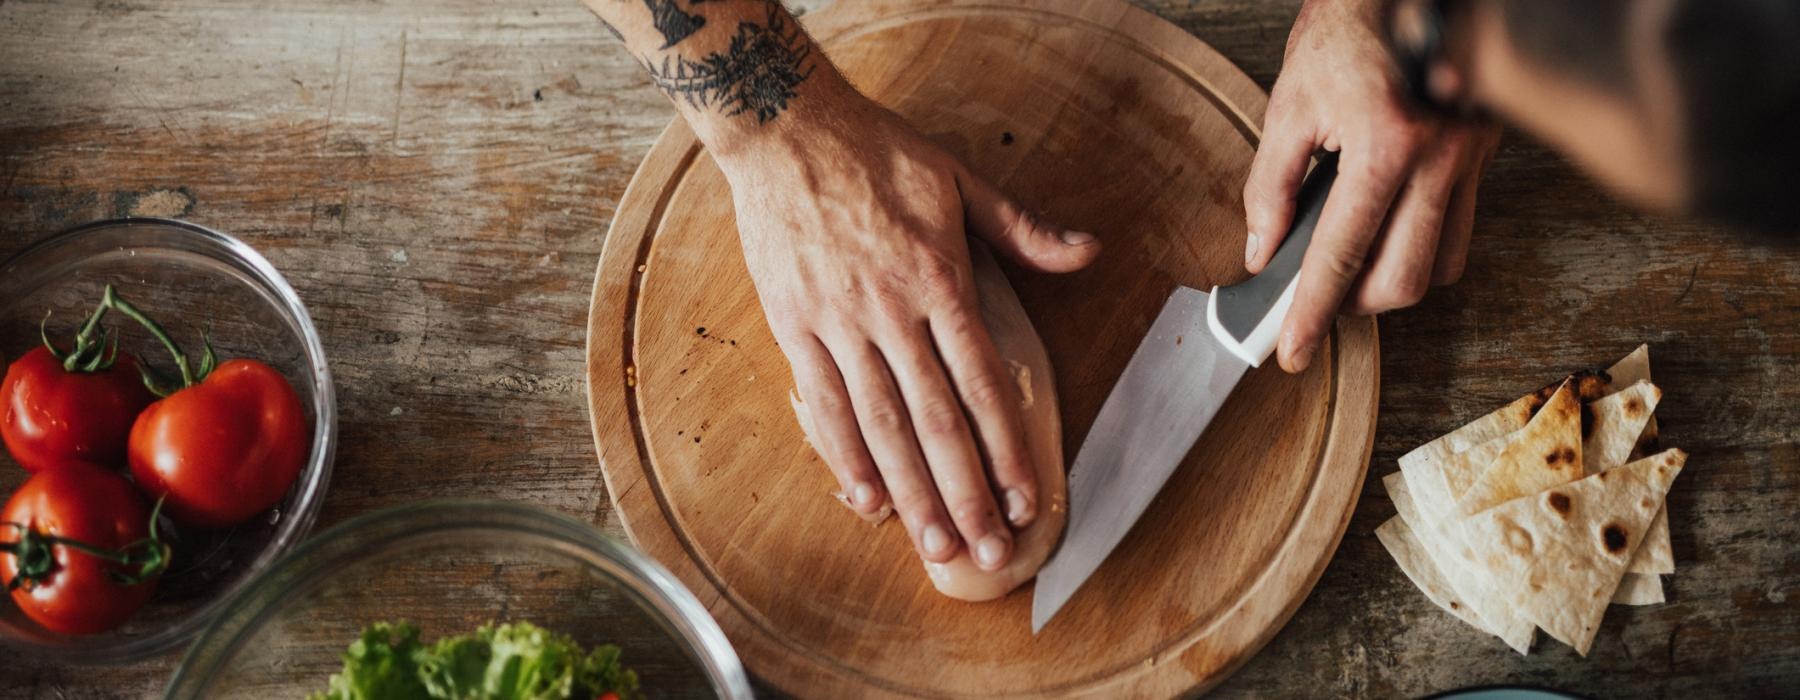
top-left (166, 500), bottom-right (753, 699)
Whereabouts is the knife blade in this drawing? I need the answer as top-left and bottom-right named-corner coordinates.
top-left (1031, 154), bottom-right (1340, 633)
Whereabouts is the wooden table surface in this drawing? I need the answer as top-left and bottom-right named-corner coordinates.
top-left (1, 0), bottom-right (1794, 697)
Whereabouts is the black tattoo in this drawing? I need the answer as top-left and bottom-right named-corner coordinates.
top-left (644, 0), bottom-right (706, 48)
top-left (644, 4), bottom-right (814, 123)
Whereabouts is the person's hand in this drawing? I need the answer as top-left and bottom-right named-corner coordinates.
top-left (714, 89), bottom-right (1100, 570)
top-left (1245, 0), bottom-right (1501, 373)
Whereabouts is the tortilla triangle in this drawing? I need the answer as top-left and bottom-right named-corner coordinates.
top-left (1454, 382), bottom-right (1584, 517)
top-left (1398, 371), bottom-right (1609, 473)
top-left (1584, 381), bottom-right (1661, 474)
top-left (1462, 449), bottom-right (1687, 655)
top-left (1612, 573), bottom-right (1666, 605)
top-left (1388, 469), bottom-right (1536, 652)
top-left (1586, 381), bottom-right (1673, 578)
top-left (1377, 512), bottom-right (1494, 633)
top-left (1606, 347), bottom-right (1675, 575)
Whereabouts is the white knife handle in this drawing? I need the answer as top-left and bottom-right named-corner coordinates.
top-left (1207, 275), bottom-right (1297, 367)
top-left (1205, 153), bottom-right (1338, 368)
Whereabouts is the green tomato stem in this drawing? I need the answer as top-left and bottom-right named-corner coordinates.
top-left (101, 284), bottom-right (197, 388)
top-left (43, 297), bottom-right (122, 374)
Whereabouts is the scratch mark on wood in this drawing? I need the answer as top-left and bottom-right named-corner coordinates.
top-left (322, 25), bottom-right (345, 156)
top-left (1674, 263), bottom-right (1699, 305)
top-left (125, 82), bottom-right (183, 144)
top-left (392, 28), bottom-right (408, 145)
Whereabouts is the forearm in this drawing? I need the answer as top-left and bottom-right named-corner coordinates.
top-left (582, 0), bottom-right (859, 160)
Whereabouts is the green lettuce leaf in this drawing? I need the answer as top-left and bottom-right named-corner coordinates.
top-left (307, 622), bottom-right (435, 700)
top-left (311, 621), bottom-right (640, 700)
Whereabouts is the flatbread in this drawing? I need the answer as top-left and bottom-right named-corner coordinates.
top-left (1462, 449), bottom-right (1687, 655)
top-left (1612, 573), bottom-right (1667, 606)
top-left (1397, 371), bottom-right (1611, 473)
top-left (1606, 346), bottom-right (1674, 575)
top-left (1377, 513), bottom-right (1493, 632)
top-left (1586, 380), bottom-right (1674, 578)
top-left (1387, 470), bottom-right (1535, 653)
top-left (1583, 382), bottom-right (1661, 473)
top-left (1395, 395), bottom-right (1669, 645)
top-left (1454, 382), bottom-right (1584, 517)
top-left (1408, 406), bottom-right (1669, 604)
top-left (1397, 394), bottom-right (1536, 473)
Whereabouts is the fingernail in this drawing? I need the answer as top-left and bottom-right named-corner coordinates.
top-left (1005, 488), bottom-right (1033, 525)
top-left (1278, 326), bottom-right (1310, 373)
top-left (1290, 339), bottom-right (1317, 373)
top-left (1061, 230), bottom-right (1096, 246)
top-left (975, 534), bottom-right (1010, 570)
top-left (1244, 233), bottom-right (1260, 265)
top-left (851, 483), bottom-right (877, 509)
top-left (922, 525), bottom-right (953, 557)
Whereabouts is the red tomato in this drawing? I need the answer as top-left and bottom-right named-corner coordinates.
top-left (128, 359), bottom-right (308, 528)
top-left (1, 346), bottom-right (155, 472)
top-left (0, 463), bottom-right (161, 634)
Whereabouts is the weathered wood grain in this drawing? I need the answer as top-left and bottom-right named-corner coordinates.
top-left (0, 0), bottom-right (1795, 697)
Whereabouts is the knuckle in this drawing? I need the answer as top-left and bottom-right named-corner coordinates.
top-left (1394, 273), bottom-right (1431, 305)
top-left (805, 390), bottom-right (850, 422)
top-left (915, 252), bottom-right (967, 299)
top-left (892, 489), bottom-right (939, 521)
top-left (1002, 207), bottom-right (1045, 242)
top-left (1243, 175), bottom-right (1279, 210)
top-left (861, 401), bottom-right (911, 434)
top-left (959, 371), bottom-right (1012, 412)
top-left (866, 289), bottom-right (912, 326)
top-left (937, 307), bottom-right (986, 340)
top-left (1371, 144), bottom-right (1415, 175)
top-left (1364, 276), bottom-right (1428, 311)
top-left (990, 451), bottom-right (1033, 481)
top-left (1319, 248), bottom-right (1368, 284)
top-left (948, 497), bottom-right (997, 528)
top-left (913, 399), bottom-right (966, 438)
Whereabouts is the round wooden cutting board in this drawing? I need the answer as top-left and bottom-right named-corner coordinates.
top-left (586, 0), bottom-right (1379, 695)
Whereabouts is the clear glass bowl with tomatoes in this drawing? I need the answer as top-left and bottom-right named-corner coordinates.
top-left (166, 500), bottom-right (753, 699)
top-left (0, 218), bottom-right (335, 663)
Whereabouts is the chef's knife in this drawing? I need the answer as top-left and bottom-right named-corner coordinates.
top-left (1031, 153), bottom-right (1340, 633)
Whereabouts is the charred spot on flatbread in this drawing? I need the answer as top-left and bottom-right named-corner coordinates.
top-left (1545, 447), bottom-right (1577, 469)
top-left (1547, 491), bottom-right (1573, 518)
top-left (1527, 370), bottom-right (1612, 412)
top-left (1602, 522), bottom-right (1630, 554)
top-left (1526, 370), bottom-right (1613, 419)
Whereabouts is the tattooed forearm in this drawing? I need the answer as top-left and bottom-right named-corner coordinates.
top-left (644, 0), bottom-right (706, 48)
top-left (644, 3), bottom-right (814, 123)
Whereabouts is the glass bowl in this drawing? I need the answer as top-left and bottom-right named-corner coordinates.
top-left (0, 218), bottom-right (336, 663)
top-left (166, 500), bottom-right (753, 699)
